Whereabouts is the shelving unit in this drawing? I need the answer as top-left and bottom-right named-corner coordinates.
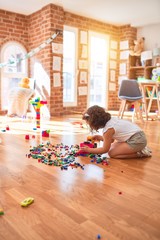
top-left (127, 55), bottom-right (160, 117)
top-left (128, 55), bottom-right (155, 80)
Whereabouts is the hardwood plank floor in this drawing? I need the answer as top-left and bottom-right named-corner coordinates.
top-left (0, 115), bottom-right (160, 240)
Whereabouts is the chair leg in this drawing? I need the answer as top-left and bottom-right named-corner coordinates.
top-left (132, 106), bottom-right (136, 122)
top-left (118, 101), bottom-right (123, 118)
top-left (118, 100), bottom-right (126, 119)
top-left (134, 101), bottom-right (144, 123)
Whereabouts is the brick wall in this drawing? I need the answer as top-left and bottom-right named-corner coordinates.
top-left (0, 4), bottom-right (137, 116)
top-left (0, 9), bottom-right (28, 112)
top-left (0, 9), bottom-right (28, 47)
top-left (28, 4), bottom-right (64, 116)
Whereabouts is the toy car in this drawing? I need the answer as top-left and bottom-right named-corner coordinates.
top-left (21, 197), bottom-right (34, 207)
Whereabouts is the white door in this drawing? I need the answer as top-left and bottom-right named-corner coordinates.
top-left (88, 32), bottom-right (109, 108)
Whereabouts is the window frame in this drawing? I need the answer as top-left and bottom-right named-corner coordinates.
top-left (63, 25), bottom-right (78, 107)
top-left (0, 41), bottom-right (28, 110)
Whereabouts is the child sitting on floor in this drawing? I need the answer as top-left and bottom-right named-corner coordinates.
top-left (81, 105), bottom-right (151, 159)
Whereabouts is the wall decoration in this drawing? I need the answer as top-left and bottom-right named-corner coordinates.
top-left (118, 76), bottom-right (128, 85)
top-left (0, 31), bottom-right (60, 68)
top-left (78, 86), bottom-right (88, 95)
top-left (110, 40), bottom-right (118, 50)
top-left (119, 63), bottom-right (127, 75)
top-left (120, 40), bottom-right (129, 50)
top-left (79, 60), bottom-right (88, 69)
top-left (110, 50), bottom-right (117, 60)
top-left (80, 31), bottom-right (88, 44)
top-left (109, 82), bottom-right (116, 91)
top-left (52, 43), bottom-right (63, 54)
top-left (110, 70), bottom-right (116, 82)
top-left (53, 73), bottom-right (61, 87)
top-left (110, 60), bottom-right (117, 69)
top-left (120, 50), bottom-right (130, 60)
top-left (81, 45), bottom-right (88, 58)
top-left (53, 56), bottom-right (61, 71)
top-left (80, 71), bottom-right (87, 84)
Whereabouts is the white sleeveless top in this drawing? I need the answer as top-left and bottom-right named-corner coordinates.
top-left (102, 117), bottom-right (142, 142)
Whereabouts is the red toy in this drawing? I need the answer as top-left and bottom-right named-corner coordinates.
top-left (25, 134), bottom-right (30, 140)
top-left (42, 130), bottom-right (50, 137)
top-left (79, 141), bottom-right (95, 154)
top-left (80, 141), bottom-right (94, 148)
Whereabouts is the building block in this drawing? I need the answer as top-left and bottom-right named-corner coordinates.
top-left (30, 97), bottom-right (47, 129)
top-left (42, 130), bottom-right (50, 137)
top-left (0, 209), bottom-right (4, 215)
top-left (25, 134), bottom-right (30, 140)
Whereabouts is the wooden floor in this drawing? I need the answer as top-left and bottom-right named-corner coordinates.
top-left (0, 115), bottom-right (160, 240)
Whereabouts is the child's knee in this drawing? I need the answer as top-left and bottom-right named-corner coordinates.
top-left (108, 150), bottom-right (113, 158)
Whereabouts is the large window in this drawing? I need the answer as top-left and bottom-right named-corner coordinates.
top-left (88, 31), bottom-right (109, 108)
top-left (0, 41), bottom-right (28, 109)
top-left (63, 26), bottom-right (78, 106)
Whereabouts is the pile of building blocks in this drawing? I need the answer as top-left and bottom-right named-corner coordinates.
top-left (26, 142), bottom-right (109, 170)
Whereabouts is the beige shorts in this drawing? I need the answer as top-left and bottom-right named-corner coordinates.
top-left (126, 131), bottom-right (147, 151)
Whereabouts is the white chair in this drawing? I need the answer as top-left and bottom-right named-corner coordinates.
top-left (118, 79), bottom-right (144, 122)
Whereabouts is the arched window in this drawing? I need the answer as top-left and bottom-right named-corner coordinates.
top-left (0, 41), bottom-right (28, 110)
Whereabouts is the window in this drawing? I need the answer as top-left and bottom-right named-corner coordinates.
top-left (63, 26), bottom-right (78, 106)
top-left (88, 31), bottom-right (109, 108)
top-left (0, 41), bottom-right (28, 109)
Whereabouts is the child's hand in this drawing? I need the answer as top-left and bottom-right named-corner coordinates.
top-left (80, 146), bottom-right (91, 153)
top-left (92, 135), bottom-right (103, 142)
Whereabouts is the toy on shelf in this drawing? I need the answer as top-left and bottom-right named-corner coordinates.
top-left (30, 97), bottom-right (47, 128)
top-left (152, 65), bottom-right (160, 82)
top-left (130, 37), bottom-right (145, 56)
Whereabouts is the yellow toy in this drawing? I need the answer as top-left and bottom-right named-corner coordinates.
top-left (19, 77), bottom-right (30, 89)
top-left (130, 37), bottom-right (145, 56)
top-left (21, 197), bottom-right (34, 207)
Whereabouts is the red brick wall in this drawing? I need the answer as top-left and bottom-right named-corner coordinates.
top-left (0, 9), bottom-right (28, 112)
top-left (0, 4), bottom-right (138, 116)
top-left (118, 25), bottom-right (137, 109)
top-left (0, 9), bottom-right (28, 47)
top-left (28, 4), bottom-right (64, 116)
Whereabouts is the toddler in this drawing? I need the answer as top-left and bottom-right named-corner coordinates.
top-left (81, 105), bottom-right (151, 159)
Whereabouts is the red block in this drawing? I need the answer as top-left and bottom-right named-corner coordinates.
top-left (42, 130), bottom-right (49, 137)
top-left (25, 135), bottom-right (30, 140)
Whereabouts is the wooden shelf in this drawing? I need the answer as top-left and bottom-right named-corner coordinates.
top-left (127, 55), bottom-right (159, 114)
top-left (130, 66), bottom-right (144, 70)
top-left (128, 56), bottom-right (155, 79)
top-left (145, 66), bottom-right (156, 69)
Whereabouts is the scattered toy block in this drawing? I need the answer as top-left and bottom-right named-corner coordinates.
top-left (0, 209), bottom-right (4, 215)
top-left (25, 134), bottom-right (30, 140)
top-left (21, 197), bottom-right (34, 207)
top-left (42, 130), bottom-right (50, 137)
